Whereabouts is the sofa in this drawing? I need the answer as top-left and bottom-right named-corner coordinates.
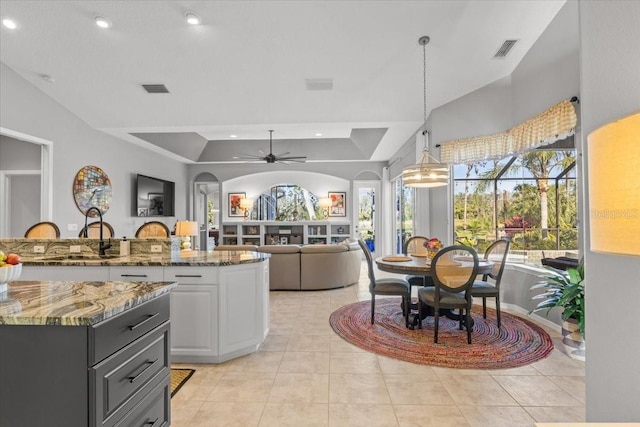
top-left (255, 239), bottom-right (362, 290)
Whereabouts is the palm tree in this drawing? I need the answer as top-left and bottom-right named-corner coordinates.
top-left (462, 161), bottom-right (485, 229)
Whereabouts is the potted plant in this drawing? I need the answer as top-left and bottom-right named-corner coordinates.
top-left (530, 258), bottom-right (585, 361)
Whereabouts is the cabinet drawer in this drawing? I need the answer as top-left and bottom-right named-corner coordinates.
top-left (90, 294), bottom-right (170, 364)
top-left (109, 266), bottom-right (164, 281)
top-left (92, 322), bottom-right (170, 427)
top-left (113, 377), bottom-right (170, 427)
top-left (164, 266), bottom-right (216, 284)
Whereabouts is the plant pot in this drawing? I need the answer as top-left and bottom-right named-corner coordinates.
top-left (561, 318), bottom-right (585, 361)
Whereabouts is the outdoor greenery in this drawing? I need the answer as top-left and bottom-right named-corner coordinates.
top-left (453, 149), bottom-right (577, 258)
top-left (251, 185), bottom-right (321, 221)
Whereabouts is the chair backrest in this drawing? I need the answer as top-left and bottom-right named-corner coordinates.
top-left (484, 239), bottom-right (510, 284)
top-left (431, 245), bottom-right (479, 295)
top-left (135, 221), bottom-right (170, 238)
top-left (403, 236), bottom-right (428, 256)
top-left (357, 239), bottom-right (377, 291)
top-left (24, 221), bottom-right (60, 238)
top-left (79, 222), bottom-right (114, 239)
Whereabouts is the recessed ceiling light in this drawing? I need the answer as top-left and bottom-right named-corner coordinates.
top-left (2, 18), bottom-right (17, 29)
top-left (40, 74), bottom-right (55, 83)
top-left (229, 135), bottom-right (238, 138)
top-left (185, 12), bottom-right (200, 25)
top-left (315, 133), bottom-right (323, 137)
top-left (94, 16), bottom-right (112, 29)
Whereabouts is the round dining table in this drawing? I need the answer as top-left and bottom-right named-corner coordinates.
top-left (375, 254), bottom-right (494, 328)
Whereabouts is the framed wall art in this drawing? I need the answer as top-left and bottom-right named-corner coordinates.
top-left (328, 191), bottom-right (346, 217)
top-left (228, 192), bottom-right (245, 217)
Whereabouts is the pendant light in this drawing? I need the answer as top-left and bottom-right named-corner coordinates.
top-left (402, 36), bottom-right (449, 188)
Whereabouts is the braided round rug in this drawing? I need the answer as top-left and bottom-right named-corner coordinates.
top-left (329, 298), bottom-right (553, 369)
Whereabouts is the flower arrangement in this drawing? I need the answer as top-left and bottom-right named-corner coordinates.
top-left (423, 237), bottom-right (443, 258)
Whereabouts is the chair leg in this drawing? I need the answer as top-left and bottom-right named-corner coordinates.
top-left (496, 296), bottom-right (501, 328)
top-left (459, 308), bottom-right (464, 330)
top-left (482, 297), bottom-right (487, 318)
top-left (404, 295), bottom-right (410, 328)
top-left (466, 308), bottom-right (472, 344)
top-left (418, 299), bottom-right (423, 329)
top-left (434, 308), bottom-right (439, 343)
top-left (371, 295), bottom-right (375, 325)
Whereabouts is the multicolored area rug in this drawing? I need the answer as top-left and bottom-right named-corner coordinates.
top-left (329, 299), bottom-right (553, 369)
top-left (170, 368), bottom-right (195, 397)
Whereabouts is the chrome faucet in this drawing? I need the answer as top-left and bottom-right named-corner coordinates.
top-left (84, 207), bottom-right (112, 256)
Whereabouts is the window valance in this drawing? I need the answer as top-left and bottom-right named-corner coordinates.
top-left (440, 99), bottom-right (577, 164)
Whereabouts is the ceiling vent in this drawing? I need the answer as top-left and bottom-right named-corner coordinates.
top-left (493, 39), bottom-right (518, 59)
top-left (305, 78), bottom-right (333, 91)
top-left (142, 84), bottom-right (169, 94)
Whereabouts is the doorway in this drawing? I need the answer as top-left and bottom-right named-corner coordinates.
top-left (193, 173), bottom-right (219, 251)
top-left (0, 128), bottom-right (52, 238)
top-left (353, 180), bottom-right (380, 256)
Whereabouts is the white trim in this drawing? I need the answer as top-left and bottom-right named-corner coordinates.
top-left (0, 127), bottom-right (51, 146)
top-left (0, 170), bottom-right (41, 237)
top-left (502, 302), bottom-right (561, 333)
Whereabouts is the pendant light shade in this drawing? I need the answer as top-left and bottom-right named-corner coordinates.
top-left (402, 36), bottom-right (449, 188)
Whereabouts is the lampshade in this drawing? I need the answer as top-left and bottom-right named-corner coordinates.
top-left (587, 112), bottom-right (640, 256)
top-left (175, 220), bottom-right (198, 237)
top-left (318, 198), bottom-right (333, 208)
top-left (239, 198), bottom-right (253, 210)
top-left (402, 36), bottom-right (449, 188)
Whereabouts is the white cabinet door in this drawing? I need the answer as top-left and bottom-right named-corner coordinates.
top-left (165, 267), bottom-right (218, 362)
top-left (20, 265), bottom-right (110, 281)
top-left (217, 263), bottom-right (266, 359)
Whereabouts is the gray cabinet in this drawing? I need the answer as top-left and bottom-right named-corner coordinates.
top-left (0, 294), bottom-right (171, 427)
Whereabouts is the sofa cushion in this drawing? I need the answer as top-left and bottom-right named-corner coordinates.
top-left (214, 244), bottom-right (258, 251)
top-left (300, 244), bottom-right (347, 253)
top-left (257, 244), bottom-right (302, 254)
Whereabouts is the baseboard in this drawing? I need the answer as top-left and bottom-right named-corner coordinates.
top-left (502, 303), bottom-right (561, 332)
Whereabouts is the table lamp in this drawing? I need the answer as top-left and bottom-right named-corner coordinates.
top-left (176, 220), bottom-right (198, 251)
top-left (239, 198), bottom-right (253, 221)
top-left (319, 197), bottom-right (333, 219)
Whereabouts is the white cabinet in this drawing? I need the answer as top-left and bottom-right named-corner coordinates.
top-left (21, 265), bottom-right (110, 281)
top-left (218, 263), bottom-right (266, 360)
top-left (109, 266), bottom-right (164, 281)
top-left (221, 221), bottom-right (351, 245)
top-left (164, 267), bottom-right (218, 363)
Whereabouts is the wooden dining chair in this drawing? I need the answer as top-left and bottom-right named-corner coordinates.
top-left (135, 221), bottom-right (170, 238)
top-left (79, 222), bottom-right (114, 239)
top-left (471, 239), bottom-right (510, 327)
top-left (402, 236), bottom-right (433, 291)
top-left (24, 221), bottom-right (60, 238)
top-left (417, 245), bottom-right (479, 344)
top-left (358, 239), bottom-right (410, 328)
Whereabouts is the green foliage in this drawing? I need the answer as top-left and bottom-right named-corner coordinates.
top-left (530, 259), bottom-right (585, 337)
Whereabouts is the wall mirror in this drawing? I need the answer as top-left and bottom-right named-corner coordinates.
top-left (73, 165), bottom-right (112, 217)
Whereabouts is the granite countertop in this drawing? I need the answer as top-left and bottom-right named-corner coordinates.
top-left (0, 280), bottom-right (177, 326)
top-left (20, 250), bottom-right (270, 267)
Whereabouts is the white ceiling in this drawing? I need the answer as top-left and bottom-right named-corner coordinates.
top-left (0, 0), bottom-right (566, 164)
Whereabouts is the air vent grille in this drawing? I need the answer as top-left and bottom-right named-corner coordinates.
top-left (305, 78), bottom-right (333, 91)
top-left (142, 84), bottom-right (169, 94)
top-left (493, 39), bottom-right (518, 59)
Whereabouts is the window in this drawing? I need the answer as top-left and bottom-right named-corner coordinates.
top-left (393, 177), bottom-right (415, 254)
top-left (249, 185), bottom-right (321, 221)
top-left (453, 149), bottom-right (577, 264)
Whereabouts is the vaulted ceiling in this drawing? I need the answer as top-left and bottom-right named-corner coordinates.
top-left (0, 0), bottom-right (566, 164)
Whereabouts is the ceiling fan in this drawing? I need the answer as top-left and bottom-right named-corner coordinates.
top-left (234, 130), bottom-right (307, 164)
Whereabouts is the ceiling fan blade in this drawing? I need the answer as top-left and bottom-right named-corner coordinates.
top-left (233, 154), bottom-right (266, 160)
top-left (274, 151), bottom-right (290, 157)
top-left (278, 156), bottom-right (307, 161)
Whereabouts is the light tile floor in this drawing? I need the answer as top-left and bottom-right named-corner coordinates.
top-left (171, 263), bottom-right (585, 427)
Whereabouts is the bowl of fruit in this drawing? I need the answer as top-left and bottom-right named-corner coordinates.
top-left (0, 251), bottom-right (22, 293)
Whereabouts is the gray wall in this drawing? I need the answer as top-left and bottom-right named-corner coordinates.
top-left (0, 135), bottom-right (41, 169)
top-left (579, 0), bottom-right (640, 421)
top-left (0, 63), bottom-right (189, 238)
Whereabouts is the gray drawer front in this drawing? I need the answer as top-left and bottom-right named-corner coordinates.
top-left (91, 294), bottom-right (170, 364)
top-left (113, 378), bottom-right (170, 427)
top-left (92, 322), bottom-right (170, 427)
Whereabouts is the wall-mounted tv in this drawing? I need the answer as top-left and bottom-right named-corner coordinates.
top-left (134, 174), bottom-right (175, 217)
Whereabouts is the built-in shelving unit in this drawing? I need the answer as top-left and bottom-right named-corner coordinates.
top-left (221, 221), bottom-right (351, 246)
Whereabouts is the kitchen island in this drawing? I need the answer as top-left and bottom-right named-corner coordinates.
top-left (0, 280), bottom-right (176, 427)
top-left (17, 249), bottom-right (271, 365)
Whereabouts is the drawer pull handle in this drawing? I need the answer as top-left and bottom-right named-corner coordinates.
top-left (128, 359), bottom-right (158, 383)
top-left (145, 418), bottom-right (160, 426)
top-left (175, 274), bottom-right (203, 278)
top-left (129, 312), bottom-right (160, 331)
top-left (120, 274), bottom-right (148, 278)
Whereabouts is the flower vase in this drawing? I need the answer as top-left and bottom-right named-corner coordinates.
top-left (427, 250), bottom-right (438, 260)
